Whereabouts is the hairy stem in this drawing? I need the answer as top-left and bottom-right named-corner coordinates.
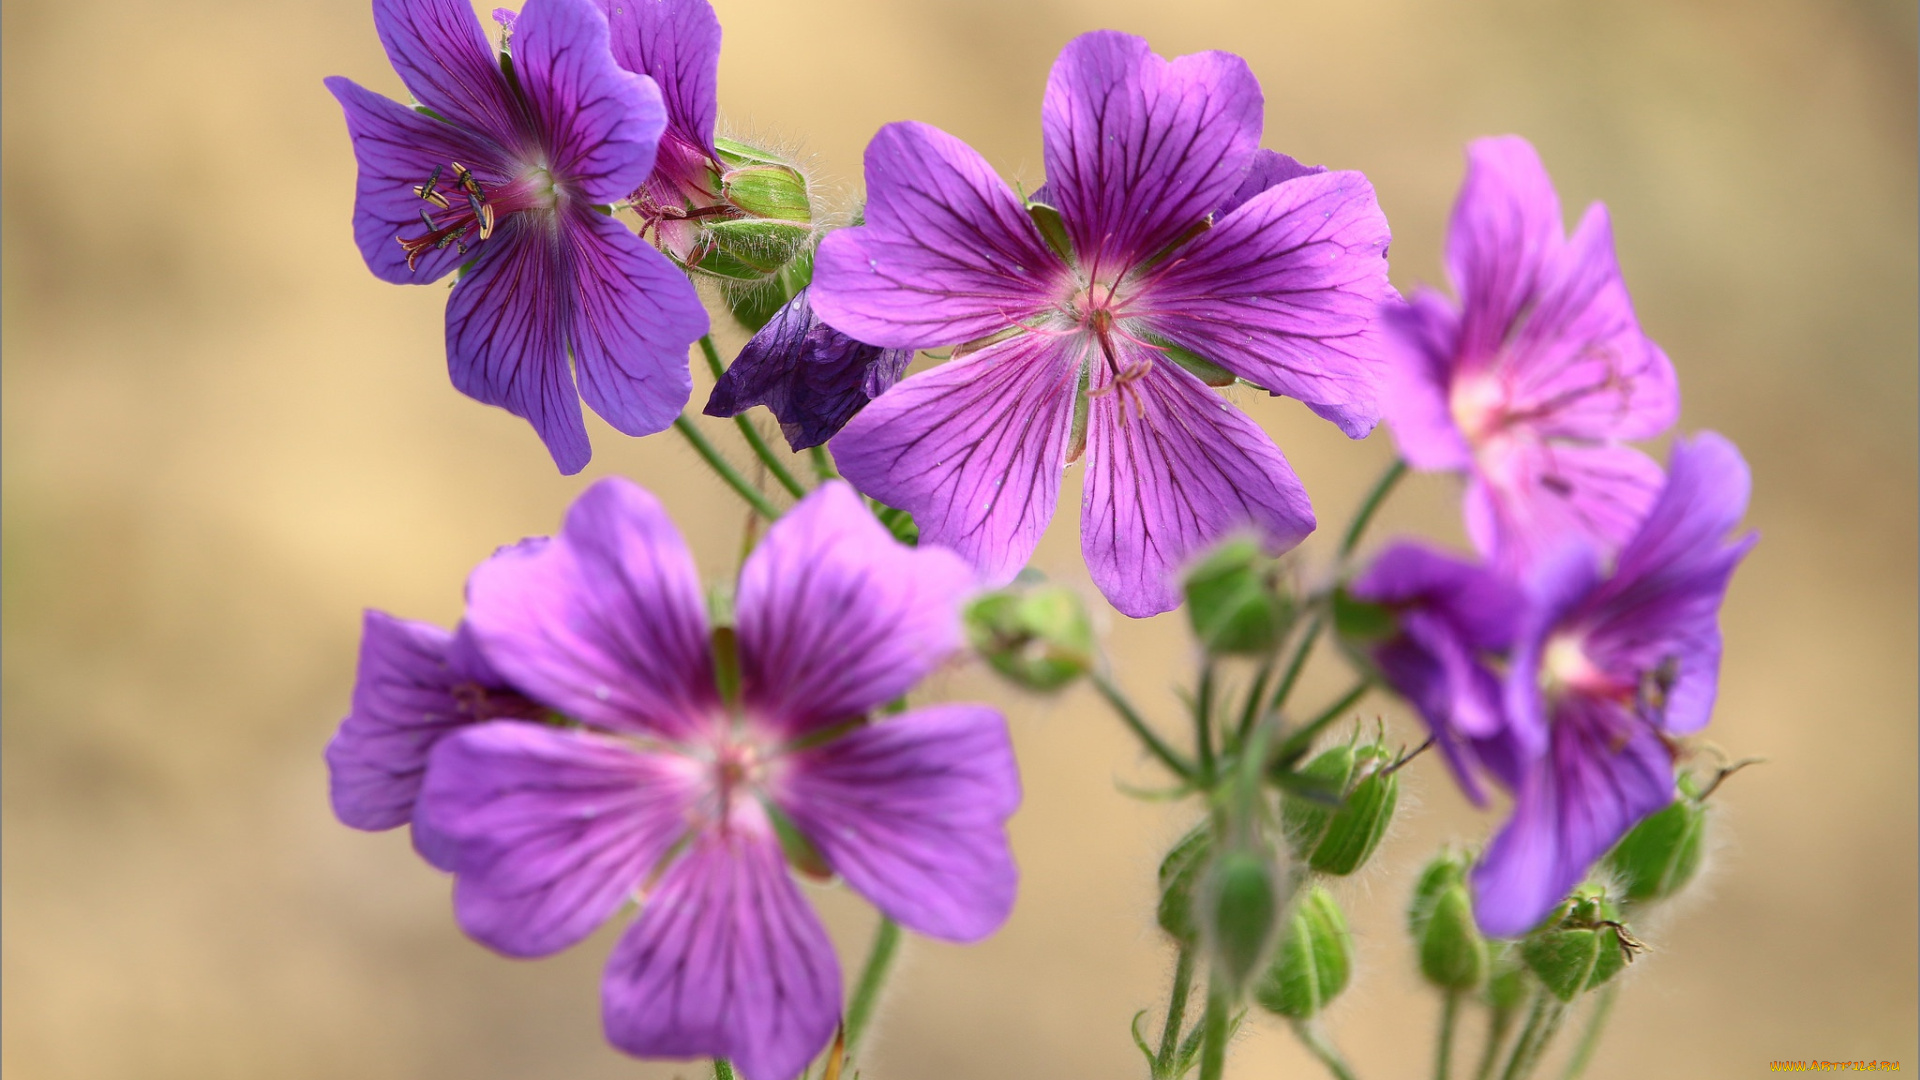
top-left (1338, 459), bottom-right (1409, 559)
top-left (1499, 991), bottom-right (1567, 1080)
top-left (699, 336), bottom-right (808, 500)
top-left (1560, 985), bottom-right (1617, 1080)
top-left (1268, 614), bottom-right (1324, 715)
top-left (1473, 1004), bottom-right (1517, 1080)
top-left (809, 443), bottom-right (839, 482)
top-left (1276, 680), bottom-right (1372, 765)
top-left (1291, 1018), bottom-right (1360, 1080)
top-left (1197, 987), bottom-right (1230, 1080)
top-left (1195, 661), bottom-right (1218, 784)
top-left (1154, 947), bottom-right (1196, 1078)
top-left (844, 917), bottom-right (902, 1055)
top-left (674, 417), bottom-right (781, 520)
top-left (1091, 671), bottom-right (1196, 780)
top-left (712, 1059), bottom-right (736, 1080)
top-left (1435, 992), bottom-right (1461, 1080)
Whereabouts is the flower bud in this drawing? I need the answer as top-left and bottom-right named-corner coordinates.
top-left (1520, 892), bottom-right (1636, 1002)
top-left (1605, 796), bottom-right (1706, 905)
top-left (1200, 849), bottom-right (1280, 994)
top-left (1182, 538), bottom-right (1292, 656)
top-left (1156, 824), bottom-right (1210, 943)
top-left (1407, 850), bottom-right (1487, 991)
top-left (964, 583), bottom-right (1095, 692)
top-left (1254, 885), bottom-right (1353, 1018)
top-left (721, 163), bottom-right (811, 224)
top-left (1305, 744), bottom-right (1399, 877)
top-left (1279, 743), bottom-right (1357, 856)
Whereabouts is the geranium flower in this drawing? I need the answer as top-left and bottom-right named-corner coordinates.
top-left (810, 30), bottom-right (1395, 617)
top-left (412, 478), bottom-right (1020, 1080)
top-left (1378, 136), bottom-right (1679, 575)
top-left (327, 0), bottom-right (708, 474)
top-left (705, 287), bottom-right (914, 449)
top-left (1472, 432), bottom-right (1755, 936)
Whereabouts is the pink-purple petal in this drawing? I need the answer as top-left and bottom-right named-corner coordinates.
top-left (444, 217), bottom-right (592, 473)
top-left (811, 122), bottom-right (1065, 350)
top-left (1213, 148), bottom-right (1327, 219)
top-left (563, 206), bottom-right (706, 437)
top-left (372, 0), bottom-right (528, 144)
top-left (734, 482), bottom-right (977, 736)
top-left (1463, 441), bottom-right (1666, 577)
top-left (512, 0), bottom-right (665, 204)
top-left (417, 721), bottom-right (703, 957)
top-left (325, 77), bottom-right (507, 284)
top-left (1377, 289), bottom-right (1473, 470)
top-left (1445, 136), bottom-right (1564, 365)
top-left (602, 0), bottom-right (721, 161)
top-left (1141, 169), bottom-right (1394, 436)
top-left (463, 477), bottom-right (718, 739)
top-left (1040, 30), bottom-right (1262, 276)
top-left (830, 333), bottom-right (1080, 586)
top-left (775, 704), bottom-right (1020, 943)
top-left (602, 827), bottom-right (840, 1080)
top-left (1080, 355), bottom-right (1315, 618)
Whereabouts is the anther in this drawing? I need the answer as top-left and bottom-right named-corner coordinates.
top-left (414, 164), bottom-right (450, 209)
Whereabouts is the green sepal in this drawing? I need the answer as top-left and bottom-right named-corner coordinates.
top-left (1254, 885), bottom-right (1352, 1018)
top-left (1160, 340), bottom-right (1237, 388)
top-left (1280, 743), bottom-right (1357, 855)
top-left (724, 245), bottom-right (814, 332)
top-left (722, 162), bottom-right (811, 223)
top-left (1156, 824), bottom-right (1211, 943)
top-left (1604, 797), bottom-right (1706, 905)
top-left (874, 503), bottom-right (918, 545)
top-left (697, 218), bottom-right (813, 280)
top-left (761, 800), bottom-right (833, 881)
top-left (1026, 200), bottom-right (1074, 264)
top-left (1520, 925), bottom-right (1628, 1002)
top-left (1182, 537), bottom-right (1292, 657)
top-left (1331, 587), bottom-right (1397, 645)
top-left (713, 135), bottom-right (788, 169)
top-left (963, 583), bottom-right (1095, 693)
top-left (710, 626), bottom-right (741, 706)
top-left (1202, 850), bottom-right (1280, 994)
top-left (1306, 748), bottom-right (1398, 876)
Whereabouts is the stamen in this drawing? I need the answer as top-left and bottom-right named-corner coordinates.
top-left (413, 164), bottom-right (450, 209)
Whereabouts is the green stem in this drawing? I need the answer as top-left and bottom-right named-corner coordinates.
top-left (1154, 947), bottom-right (1196, 1077)
top-left (1195, 661), bottom-right (1218, 784)
top-left (1337, 459), bottom-right (1408, 559)
top-left (1473, 1005), bottom-right (1516, 1080)
top-left (1276, 680), bottom-right (1372, 765)
top-left (1231, 656), bottom-right (1276, 749)
top-left (674, 417), bottom-right (781, 520)
top-left (712, 1059), bottom-right (736, 1080)
top-left (1267, 614), bottom-right (1324, 715)
top-left (1091, 671), bottom-right (1196, 780)
top-left (699, 336), bottom-right (808, 500)
top-left (1559, 985), bottom-right (1617, 1080)
top-left (809, 444), bottom-right (839, 482)
top-left (1197, 987), bottom-right (1230, 1080)
top-left (1499, 991), bottom-right (1566, 1080)
top-left (844, 917), bottom-right (902, 1055)
top-left (1435, 992), bottom-right (1461, 1080)
top-left (1291, 1018), bottom-right (1360, 1080)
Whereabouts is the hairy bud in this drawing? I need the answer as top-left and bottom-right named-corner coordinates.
top-left (1605, 795), bottom-right (1707, 905)
top-left (1201, 849), bottom-right (1281, 995)
top-left (1254, 885), bottom-right (1353, 1018)
top-left (1407, 850), bottom-right (1487, 990)
top-left (964, 583), bottom-right (1095, 692)
top-left (1183, 538), bottom-right (1293, 656)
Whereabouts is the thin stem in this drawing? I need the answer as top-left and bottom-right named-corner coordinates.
top-left (1473, 1005), bottom-right (1516, 1080)
top-left (1499, 991), bottom-right (1567, 1080)
top-left (1232, 656), bottom-right (1276, 749)
top-left (1498, 994), bottom-right (1549, 1080)
top-left (1267, 614), bottom-right (1324, 715)
top-left (1290, 1018), bottom-right (1360, 1080)
top-left (1435, 992), bottom-right (1461, 1080)
top-left (1197, 987), bottom-right (1230, 1080)
top-left (844, 917), bottom-right (902, 1055)
top-left (1559, 985), bottom-right (1617, 1080)
top-left (674, 417), bottom-right (781, 520)
top-left (699, 335), bottom-right (809, 500)
top-left (809, 444), bottom-right (839, 482)
top-left (712, 1060), bottom-right (736, 1080)
top-left (1154, 947), bottom-right (1196, 1077)
top-left (1195, 661), bottom-right (1218, 784)
top-left (1091, 671), bottom-right (1196, 780)
top-left (1338, 459), bottom-right (1408, 559)
top-left (1277, 680), bottom-right (1372, 765)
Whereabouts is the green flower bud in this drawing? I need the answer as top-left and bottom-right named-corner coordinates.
top-left (721, 163), bottom-right (811, 223)
top-left (697, 218), bottom-right (814, 281)
top-left (1406, 849), bottom-right (1467, 937)
top-left (1254, 885), bottom-right (1353, 1018)
top-left (1279, 743), bottom-right (1357, 855)
top-left (1406, 850), bottom-right (1486, 990)
top-left (1201, 850), bottom-right (1280, 994)
top-left (1183, 538), bottom-right (1293, 656)
top-left (1156, 824), bottom-right (1211, 943)
top-left (963, 583), bottom-right (1095, 692)
top-left (1605, 796), bottom-right (1707, 905)
top-left (1306, 747), bottom-right (1399, 877)
top-left (1520, 891), bottom-right (1640, 1002)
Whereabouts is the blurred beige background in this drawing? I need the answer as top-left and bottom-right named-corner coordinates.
top-left (4, 0), bottom-right (1915, 1077)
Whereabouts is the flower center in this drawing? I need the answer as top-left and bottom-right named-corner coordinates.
top-left (1541, 632), bottom-right (1617, 699)
top-left (396, 161), bottom-right (559, 272)
top-left (1449, 369), bottom-right (1508, 444)
top-left (1066, 280), bottom-right (1154, 405)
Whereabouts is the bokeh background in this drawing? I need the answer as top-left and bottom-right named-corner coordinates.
top-left (4, 0), bottom-right (1914, 1077)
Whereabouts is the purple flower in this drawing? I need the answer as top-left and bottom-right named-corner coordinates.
top-left (705, 288), bottom-right (914, 449)
top-left (412, 478), bottom-right (1020, 1080)
top-left (600, 0), bottom-right (727, 261)
top-left (810, 30), bottom-right (1395, 618)
top-left (326, 612), bottom-right (546, 848)
top-left (1378, 136), bottom-right (1679, 575)
top-left (1471, 432), bottom-right (1756, 936)
top-left (1347, 542), bottom-right (1528, 806)
top-left (327, 0), bottom-right (709, 475)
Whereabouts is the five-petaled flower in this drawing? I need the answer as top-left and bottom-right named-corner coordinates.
top-left (407, 479), bottom-right (1020, 1080)
top-left (1471, 431), bottom-right (1755, 936)
top-left (1377, 136), bottom-right (1679, 576)
top-left (327, 0), bottom-right (709, 474)
top-left (811, 30), bottom-right (1395, 618)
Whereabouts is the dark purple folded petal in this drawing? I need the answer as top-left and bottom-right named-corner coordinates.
top-left (1347, 542), bottom-right (1526, 653)
top-left (831, 334), bottom-right (1079, 585)
top-left (444, 218), bottom-right (592, 473)
top-left (1040, 30), bottom-right (1262, 276)
top-left (1461, 442), bottom-right (1666, 577)
top-left (563, 205), bottom-right (706, 437)
top-left (735, 483), bottom-right (976, 737)
top-left (811, 122), bottom-right (1065, 349)
top-left (325, 77), bottom-right (508, 284)
top-left (705, 288), bottom-right (914, 450)
top-left (1080, 355), bottom-right (1315, 618)
top-left (1213, 148), bottom-right (1326, 219)
top-left (602, 827), bottom-right (840, 1080)
top-left (1141, 169), bottom-right (1393, 436)
top-left (1471, 698), bottom-right (1674, 937)
top-left (1445, 136), bottom-right (1563, 366)
top-left (775, 704), bottom-right (1019, 943)
top-left (603, 0), bottom-right (720, 161)
top-left (463, 478), bottom-right (718, 739)
top-left (373, 0), bottom-right (527, 144)
top-left (1377, 290), bottom-right (1472, 470)
top-left (417, 721), bottom-right (703, 956)
top-left (513, 0), bottom-right (665, 205)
